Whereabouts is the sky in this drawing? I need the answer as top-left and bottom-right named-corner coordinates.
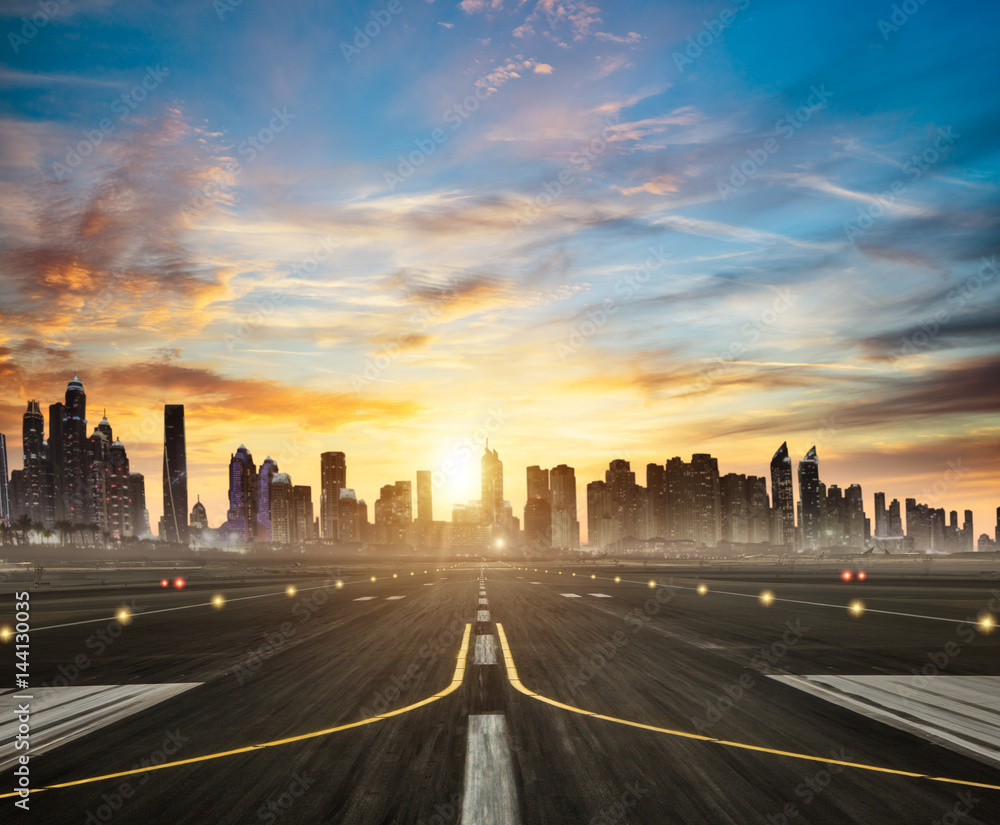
top-left (0, 0), bottom-right (998, 541)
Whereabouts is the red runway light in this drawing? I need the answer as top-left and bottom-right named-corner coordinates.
top-left (160, 578), bottom-right (169, 588)
top-left (841, 570), bottom-right (853, 582)
top-left (857, 570), bottom-right (867, 581)
top-left (173, 577), bottom-right (186, 590)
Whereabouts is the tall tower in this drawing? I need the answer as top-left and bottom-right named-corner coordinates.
top-left (129, 473), bottom-right (149, 538)
top-left (22, 400), bottom-right (47, 526)
top-left (481, 442), bottom-right (503, 527)
top-left (689, 454), bottom-right (721, 547)
top-left (223, 445), bottom-right (257, 543)
top-left (798, 446), bottom-right (822, 550)
top-left (550, 464), bottom-right (579, 549)
top-left (320, 451), bottom-right (346, 540)
top-left (107, 439), bottom-right (131, 541)
top-left (256, 457), bottom-right (279, 541)
top-left (524, 466), bottom-right (551, 549)
top-left (162, 405), bottom-right (188, 544)
top-left (769, 442), bottom-right (795, 547)
top-left (48, 403), bottom-right (65, 519)
top-left (646, 463), bottom-right (668, 539)
top-left (63, 374), bottom-right (89, 524)
top-left (270, 473), bottom-right (294, 544)
top-left (0, 433), bottom-right (9, 524)
top-left (873, 492), bottom-right (887, 537)
top-left (416, 470), bottom-right (433, 522)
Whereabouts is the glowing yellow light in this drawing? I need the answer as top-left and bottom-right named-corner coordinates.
top-left (286, 585), bottom-right (297, 597)
top-left (648, 579), bottom-right (657, 589)
top-left (424, 570), bottom-right (428, 573)
top-left (117, 606), bottom-right (133, 625)
top-left (410, 572), bottom-right (414, 576)
top-left (697, 584), bottom-right (708, 596)
top-left (759, 590), bottom-right (775, 607)
top-left (335, 580), bottom-right (344, 589)
top-left (572, 573), bottom-right (576, 577)
top-left (0, 626), bottom-right (12, 643)
top-left (978, 613), bottom-right (995, 634)
top-left (212, 594), bottom-right (225, 610)
top-left (371, 576), bottom-right (377, 583)
top-left (591, 574), bottom-right (596, 580)
top-left (393, 573), bottom-right (398, 579)
top-left (849, 599), bottom-right (865, 617)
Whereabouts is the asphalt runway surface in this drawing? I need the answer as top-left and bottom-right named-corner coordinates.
top-left (2, 562), bottom-right (1000, 824)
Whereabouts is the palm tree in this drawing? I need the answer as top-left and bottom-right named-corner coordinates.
top-left (55, 520), bottom-right (73, 547)
top-left (14, 515), bottom-right (33, 545)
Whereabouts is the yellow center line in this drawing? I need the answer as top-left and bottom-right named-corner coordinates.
top-left (0, 623), bottom-right (472, 799)
top-left (494, 623), bottom-right (1000, 793)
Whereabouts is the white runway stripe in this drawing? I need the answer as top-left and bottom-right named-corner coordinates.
top-left (560, 593), bottom-right (582, 598)
top-left (589, 593), bottom-right (612, 598)
top-left (353, 597), bottom-right (376, 601)
top-left (461, 715), bottom-right (520, 825)
top-left (478, 610), bottom-right (490, 622)
top-left (473, 635), bottom-right (497, 665)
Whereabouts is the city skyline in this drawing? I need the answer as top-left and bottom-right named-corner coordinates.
top-left (0, 373), bottom-right (994, 549)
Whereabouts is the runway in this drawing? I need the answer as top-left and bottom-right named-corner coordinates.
top-left (2, 562), bottom-right (999, 824)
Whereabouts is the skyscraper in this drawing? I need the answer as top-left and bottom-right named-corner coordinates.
top-left (270, 474), bottom-right (294, 544)
top-left (481, 443), bottom-right (503, 528)
top-left (874, 492), bottom-right (887, 537)
top-left (107, 439), bottom-right (131, 541)
top-left (550, 464), bottom-right (579, 549)
top-left (524, 465), bottom-right (551, 549)
top-left (320, 451), bottom-right (346, 540)
top-left (798, 447), bottom-right (822, 550)
top-left (720, 473), bottom-right (750, 544)
top-left (338, 488), bottom-right (359, 543)
top-left (416, 470), bottom-right (433, 522)
top-left (162, 405), bottom-right (188, 544)
top-left (605, 460), bottom-right (642, 541)
top-left (223, 445), bottom-right (257, 543)
top-left (646, 463), bottom-right (668, 539)
top-left (293, 486), bottom-right (315, 542)
top-left (86, 416), bottom-right (112, 537)
top-left (846, 484), bottom-right (865, 548)
top-left (47, 403), bottom-right (65, 519)
top-left (689, 454), bottom-right (721, 547)
top-left (129, 473), bottom-right (150, 539)
top-left (747, 476), bottom-right (770, 543)
top-left (0, 433), bottom-right (9, 524)
top-left (62, 374), bottom-right (89, 525)
top-left (256, 457), bottom-right (279, 541)
top-left (21, 400), bottom-right (48, 526)
top-left (587, 480), bottom-right (619, 550)
top-left (770, 442), bottom-right (795, 547)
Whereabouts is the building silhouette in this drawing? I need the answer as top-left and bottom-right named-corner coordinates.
top-left (320, 451), bottom-right (346, 540)
top-left (270, 474), bottom-right (294, 544)
top-left (129, 473), bottom-right (150, 538)
top-left (770, 442), bottom-right (795, 547)
top-left (223, 445), bottom-right (257, 542)
top-left (256, 457), bottom-right (279, 541)
top-left (798, 446), bottom-right (822, 550)
top-left (549, 464), bottom-right (579, 549)
top-left (481, 443), bottom-right (503, 529)
top-left (0, 433), bottom-right (9, 524)
top-left (524, 465), bottom-right (551, 549)
top-left (162, 405), bottom-right (188, 544)
top-left (416, 470), bottom-right (433, 522)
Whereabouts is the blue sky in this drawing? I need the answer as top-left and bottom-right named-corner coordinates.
top-left (1, 0), bottom-right (998, 536)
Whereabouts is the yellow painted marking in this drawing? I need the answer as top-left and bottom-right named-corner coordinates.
top-left (0, 624), bottom-right (472, 799)
top-left (494, 623), bottom-right (1000, 793)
